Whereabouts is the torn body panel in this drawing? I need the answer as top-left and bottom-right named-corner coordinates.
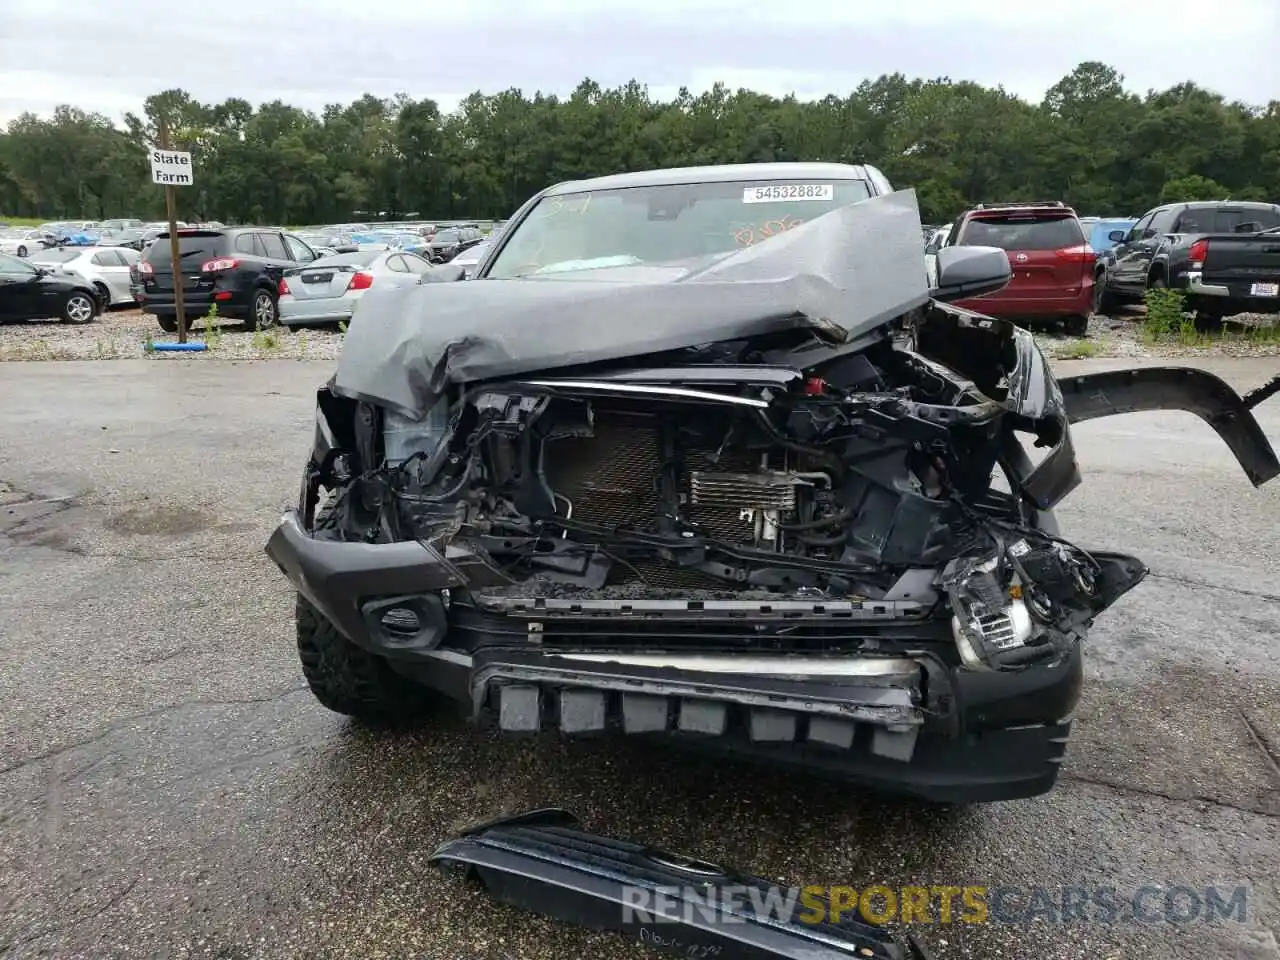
top-left (330, 190), bottom-right (930, 418)
top-left (1056, 366), bottom-right (1280, 487)
top-left (430, 808), bottom-right (935, 960)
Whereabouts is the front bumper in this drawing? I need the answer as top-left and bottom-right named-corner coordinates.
top-left (279, 297), bottom-right (356, 327)
top-left (951, 286), bottom-right (1093, 320)
top-left (267, 511), bottom-right (1082, 802)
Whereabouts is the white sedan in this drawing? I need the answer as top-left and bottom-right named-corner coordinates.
top-left (0, 229), bottom-right (51, 258)
top-left (278, 249), bottom-right (433, 328)
top-left (29, 246), bottom-right (141, 307)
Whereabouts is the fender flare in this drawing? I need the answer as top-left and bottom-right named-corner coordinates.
top-left (1056, 366), bottom-right (1280, 487)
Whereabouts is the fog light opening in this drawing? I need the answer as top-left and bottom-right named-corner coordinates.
top-left (380, 607), bottom-right (421, 637)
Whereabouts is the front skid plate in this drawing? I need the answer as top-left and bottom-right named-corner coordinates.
top-left (430, 808), bottom-right (935, 960)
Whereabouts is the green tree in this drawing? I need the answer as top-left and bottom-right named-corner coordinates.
top-left (4, 65), bottom-right (1278, 226)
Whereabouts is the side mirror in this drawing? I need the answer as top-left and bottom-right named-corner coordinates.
top-left (1142, 228), bottom-right (1157, 239)
top-left (420, 263), bottom-right (466, 283)
top-left (929, 246), bottom-right (1011, 302)
top-left (334, 244), bottom-right (358, 254)
top-left (1108, 230), bottom-right (1127, 243)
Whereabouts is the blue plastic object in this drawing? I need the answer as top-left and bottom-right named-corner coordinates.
top-left (1088, 218), bottom-right (1138, 254)
top-left (150, 341), bottom-right (208, 352)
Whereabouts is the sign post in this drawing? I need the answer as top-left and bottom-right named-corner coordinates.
top-left (151, 122), bottom-right (194, 343)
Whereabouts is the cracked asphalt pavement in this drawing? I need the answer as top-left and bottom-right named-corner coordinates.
top-left (1, 357), bottom-right (1279, 959)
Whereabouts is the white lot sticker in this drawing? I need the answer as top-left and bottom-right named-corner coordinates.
top-left (742, 184), bottom-right (835, 204)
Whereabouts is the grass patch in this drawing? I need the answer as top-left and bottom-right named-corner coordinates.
top-left (1142, 286), bottom-right (1280, 348)
top-left (0, 338), bottom-right (80, 361)
top-left (1141, 287), bottom-right (1187, 342)
top-left (198, 303), bottom-right (226, 350)
top-left (251, 328), bottom-right (282, 351)
top-left (0, 216), bottom-right (46, 227)
top-left (1053, 339), bottom-right (1104, 359)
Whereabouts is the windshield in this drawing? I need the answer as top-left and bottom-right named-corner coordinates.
top-left (143, 231), bottom-right (225, 266)
top-left (433, 229), bottom-right (460, 243)
top-left (958, 214), bottom-right (1084, 251)
top-left (1175, 207), bottom-right (1280, 233)
top-left (31, 248), bottom-right (79, 263)
top-left (0, 253), bottom-right (37, 273)
top-left (487, 179), bottom-right (872, 278)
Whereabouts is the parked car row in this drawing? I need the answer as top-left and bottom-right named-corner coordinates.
top-left (0, 252), bottom-right (106, 324)
top-left (293, 220), bottom-right (489, 263)
top-left (923, 197), bottom-right (1280, 332)
top-left (1094, 200), bottom-right (1280, 329)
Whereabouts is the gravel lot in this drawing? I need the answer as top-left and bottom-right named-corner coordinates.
top-left (0, 308), bottom-right (345, 362)
top-left (1, 303), bottom-right (1276, 364)
top-left (1, 356), bottom-right (1279, 960)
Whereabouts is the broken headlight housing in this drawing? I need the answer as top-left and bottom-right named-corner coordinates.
top-left (943, 535), bottom-right (1098, 671)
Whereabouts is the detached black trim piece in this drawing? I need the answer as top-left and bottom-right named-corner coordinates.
top-left (430, 808), bottom-right (934, 960)
top-left (1057, 366), bottom-right (1280, 487)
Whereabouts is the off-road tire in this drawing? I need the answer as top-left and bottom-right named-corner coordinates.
top-left (295, 595), bottom-right (433, 723)
top-left (1093, 275), bottom-right (1120, 316)
top-left (156, 314), bottom-right (178, 333)
top-left (1063, 314), bottom-right (1089, 336)
top-left (1194, 310), bottom-right (1224, 333)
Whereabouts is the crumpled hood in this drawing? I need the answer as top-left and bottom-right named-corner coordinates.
top-left (332, 189), bottom-right (930, 419)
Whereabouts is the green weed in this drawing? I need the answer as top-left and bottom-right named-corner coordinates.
top-left (199, 303), bottom-right (225, 350)
top-left (1054, 339), bottom-right (1103, 359)
top-left (1142, 287), bottom-right (1187, 341)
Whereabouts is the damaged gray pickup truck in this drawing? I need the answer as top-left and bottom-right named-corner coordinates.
top-left (266, 163), bottom-right (1280, 804)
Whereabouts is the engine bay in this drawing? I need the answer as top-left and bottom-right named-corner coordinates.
top-left (305, 313), bottom-right (1149, 672)
top-left (382, 361), bottom-right (1010, 591)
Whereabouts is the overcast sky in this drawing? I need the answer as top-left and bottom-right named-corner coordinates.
top-left (2, 0), bottom-right (1277, 126)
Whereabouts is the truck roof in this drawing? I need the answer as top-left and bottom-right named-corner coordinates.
top-left (1155, 200), bottom-right (1280, 212)
top-left (544, 162), bottom-right (882, 196)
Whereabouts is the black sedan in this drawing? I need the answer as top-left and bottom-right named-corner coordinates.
top-left (0, 253), bottom-right (102, 324)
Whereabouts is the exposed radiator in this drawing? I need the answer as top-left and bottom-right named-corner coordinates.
top-left (690, 471), bottom-right (799, 511)
top-left (543, 410), bottom-right (766, 587)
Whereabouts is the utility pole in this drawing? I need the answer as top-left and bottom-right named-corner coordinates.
top-left (158, 119), bottom-right (187, 342)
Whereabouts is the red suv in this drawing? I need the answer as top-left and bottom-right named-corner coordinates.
top-left (942, 201), bottom-right (1096, 334)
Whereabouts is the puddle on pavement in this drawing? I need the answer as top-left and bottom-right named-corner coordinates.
top-left (104, 505), bottom-right (216, 536)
